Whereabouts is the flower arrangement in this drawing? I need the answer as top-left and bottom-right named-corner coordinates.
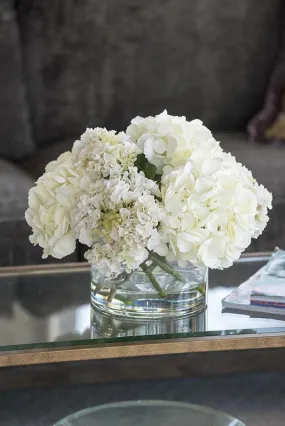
top-left (26, 111), bottom-right (272, 297)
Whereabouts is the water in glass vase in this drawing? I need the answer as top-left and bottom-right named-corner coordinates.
top-left (91, 307), bottom-right (206, 338)
top-left (91, 263), bottom-right (207, 319)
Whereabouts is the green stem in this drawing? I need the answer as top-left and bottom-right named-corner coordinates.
top-left (107, 288), bottom-right (117, 302)
top-left (106, 272), bottom-right (132, 303)
top-left (149, 262), bottom-right (157, 273)
top-left (148, 252), bottom-right (186, 283)
top-left (114, 295), bottom-right (133, 305)
top-left (92, 285), bottom-right (100, 296)
top-left (141, 263), bottom-right (166, 298)
top-left (197, 284), bottom-right (206, 297)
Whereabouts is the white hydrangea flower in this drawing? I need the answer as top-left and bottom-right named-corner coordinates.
top-left (159, 156), bottom-right (272, 270)
top-left (25, 152), bottom-right (89, 259)
top-left (72, 127), bottom-right (140, 179)
top-left (72, 167), bottom-right (164, 276)
top-left (25, 118), bottom-right (273, 276)
top-left (253, 184), bottom-right (273, 238)
top-left (127, 110), bottom-right (222, 173)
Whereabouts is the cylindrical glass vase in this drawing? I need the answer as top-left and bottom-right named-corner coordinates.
top-left (91, 308), bottom-right (206, 338)
top-left (91, 262), bottom-right (207, 319)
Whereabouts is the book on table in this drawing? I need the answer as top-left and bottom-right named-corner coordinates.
top-left (222, 249), bottom-right (285, 316)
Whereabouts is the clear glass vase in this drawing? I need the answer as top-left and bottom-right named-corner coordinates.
top-left (91, 308), bottom-right (206, 338)
top-left (91, 262), bottom-right (207, 319)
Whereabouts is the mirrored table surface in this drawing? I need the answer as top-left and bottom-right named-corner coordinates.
top-left (0, 252), bottom-right (285, 368)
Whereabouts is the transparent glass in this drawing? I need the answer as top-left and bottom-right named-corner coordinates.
top-left (54, 400), bottom-right (246, 426)
top-left (91, 307), bottom-right (206, 338)
top-left (91, 263), bottom-right (208, 319)
top-left (2, 252), bottom-right (285, 357)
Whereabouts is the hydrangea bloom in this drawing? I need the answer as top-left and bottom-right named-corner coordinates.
top-left (72, 127), bottom-right (139, 179)
top-left (72, 167), bottom-right (163, 276)
top-left (126, 110), bottom-right (222, 173)
top-left (159, 157), bottom-right (272, 269)
top-left (26, 117), bottom-right (272, 278)
top-left (25, 152), bottom-right (88, 259)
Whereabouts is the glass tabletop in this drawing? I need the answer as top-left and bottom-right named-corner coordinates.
top-left (0, 252), bottom-right (285, 354)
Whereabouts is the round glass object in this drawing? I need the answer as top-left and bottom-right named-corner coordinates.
top-left (91, 307), bottom-right (206, 338)
top-left (91, 263), bottom-right (208, 319)
top-left (54, 400), bottom-right (246, 426)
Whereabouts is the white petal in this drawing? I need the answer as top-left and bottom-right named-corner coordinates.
top-left (183, 161), bottom-right (193, 175)
top-left (202, 158), bottom-right (222, 176)
top-left (166, 197), bottom-right (184, 215)
top-left (144, 137), bottom-right (155, 161)
top-left (79, 228), bottom-right (92, 247)
top-left (177, 234), bottom-right (193, 253)
top-left (155, 243), bottom-right (168, 257)
top-left (154, 138), bottom-right (167, 154)
top-left (165, 136), bottom-right (178, 156)
top-left (52, 234), bottom-right (76, 259)
top-left (195, 177), bottom-right (215, 194)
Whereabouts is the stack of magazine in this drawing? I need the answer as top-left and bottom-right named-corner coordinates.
top-left (222, 249), bottom-right (285, 316)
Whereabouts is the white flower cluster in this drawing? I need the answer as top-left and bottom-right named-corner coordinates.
top-left (26, 112), bottom-right (272, 275)
top-left (72, 167), bottom-right (162, 276)
top-left (127, 110), bottom-right (222, 173)
top-left (127, 111), bottom-right (272, 269)
top-left (25, 152), bottom-right (89, 259)
top-left (160, 158), bottom-right (271, 269)
top-left (72, 128), bottom-right (139, 179)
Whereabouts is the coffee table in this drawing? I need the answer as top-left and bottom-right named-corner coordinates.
top-left (0, 252), bottom-right (285, 390)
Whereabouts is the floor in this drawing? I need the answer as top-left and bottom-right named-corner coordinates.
top-left (0, 372), bottom-right (284, 425)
